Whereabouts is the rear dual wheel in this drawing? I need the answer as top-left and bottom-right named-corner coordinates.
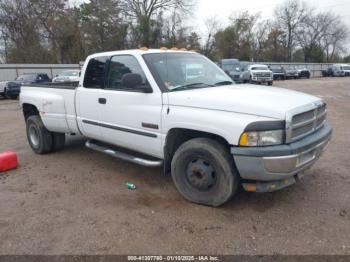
top-left (171, 138), bottom-right (239, 207)
top-left (26, 115), bottom-right (65, 154)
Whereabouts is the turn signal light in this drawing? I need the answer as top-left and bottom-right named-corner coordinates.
top-left (239, 132), bottom-right (248, 146)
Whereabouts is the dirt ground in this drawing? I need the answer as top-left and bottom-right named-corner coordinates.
top-left (0, 78), bottom-right (349, 255)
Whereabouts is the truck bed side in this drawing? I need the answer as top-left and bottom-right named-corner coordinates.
top-left (20, 83), bottom-right (81, 134)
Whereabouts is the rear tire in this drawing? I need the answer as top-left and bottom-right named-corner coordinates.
top-left (171, 138), bottom-right (239, 207)
top-left (26, 115), bottom-right (53, 154)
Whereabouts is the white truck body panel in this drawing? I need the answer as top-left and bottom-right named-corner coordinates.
top-left (167, 85), bottom-right (321, 119)
top-left (20, 86), bottom-right (80, 134)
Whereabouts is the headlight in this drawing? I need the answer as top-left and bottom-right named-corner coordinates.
top-left (239, 130), bottom-right (284, 146)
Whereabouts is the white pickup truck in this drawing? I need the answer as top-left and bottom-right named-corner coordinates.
top-left (20, 49), bottom-right (332, 206)
top-left (241, 64), bottom-right (274, 85)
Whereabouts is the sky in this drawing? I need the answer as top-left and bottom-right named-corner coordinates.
top-left (192, 0), bottom-right (350, 35)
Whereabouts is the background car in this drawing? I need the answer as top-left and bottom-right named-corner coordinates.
top-left (0, 73), bottom-right (51, 99)
top-left (331, 64), bottom-right (350, 76)
top-left (52, 70), bottom-right (80, 83)
top-left (15, 73), bottom-right (51, 85)
top-left (285, 66), bottom-right (300, 79)
top-left (296, 66), bottom-right (311, 79)
top-left (322, 67), bottom-right (335, 77)
top-left (240, 64), bottom-right (273, 85)
top-left (269, 65), bottom-right (286, 80)
top-left (0, 81), bottom-right (21, 99)
top-left (218, 59), bottom-right (242, 83)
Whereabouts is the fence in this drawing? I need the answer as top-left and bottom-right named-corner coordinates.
top-left (0, 64), bottom-right (80, 81)
top-left (0, 62), bottom-right (335, 82)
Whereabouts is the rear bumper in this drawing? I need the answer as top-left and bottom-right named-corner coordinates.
top-left (5, 87), bottom-right (21, 96)
top-left (231, 123), bottom-right (332, 182)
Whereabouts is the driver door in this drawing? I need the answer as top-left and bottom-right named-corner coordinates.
top-left (97, 55), bottom-right (163, 158)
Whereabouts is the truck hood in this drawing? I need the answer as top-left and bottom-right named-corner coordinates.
top-left (167, 84), bottom-right (321, 119)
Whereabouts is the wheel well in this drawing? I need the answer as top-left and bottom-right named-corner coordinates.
top-left (22, 103), bottom-right (39, 121)
top-left (163, 128), bottom-right (231, 175)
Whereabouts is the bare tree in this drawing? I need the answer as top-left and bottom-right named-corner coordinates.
top-left (319, 13), bottom-right (349, 62)
top-left (296, 10), bottom-right (349, 62)
top-left (274, 0), bottom-right (308, 61)
top-left (202, 16), bottom-right (220, 58)
top-left (122, 0), bottom-right (193, 47)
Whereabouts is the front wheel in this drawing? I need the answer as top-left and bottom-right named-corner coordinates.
top-left (268, 81), bottom-right (273, 86)
top-left (171, 138), bottom-right (239, 207)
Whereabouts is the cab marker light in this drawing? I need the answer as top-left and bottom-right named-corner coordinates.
top-left (140, 47), bottom-right (149, 51)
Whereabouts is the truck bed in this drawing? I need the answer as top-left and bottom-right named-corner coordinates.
top-left (25, 81), bottom-right (79, 89)
top-left (20, 83), bottom-right (80, 134)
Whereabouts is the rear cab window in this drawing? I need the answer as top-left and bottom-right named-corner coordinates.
top-left (83, 56), bottom-right (109, 88)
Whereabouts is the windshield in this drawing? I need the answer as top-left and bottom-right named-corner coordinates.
top-left (251, 66), bottom-right (268, 70)
top-left (59, 70), bottom-right (79, 77)
top-left (222, 64), bottom-right (241, 72)
top-left (143, 53), bottom-right (233, 91)
top-left (16, 74), bottom-right (36, 81)
top-left (270, 66), bottom-right (283, 70)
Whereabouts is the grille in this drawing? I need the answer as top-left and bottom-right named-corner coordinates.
top-left (254, 72), bottom-right (271, 78)
top-left (290, 103), bottom-right (327, 141)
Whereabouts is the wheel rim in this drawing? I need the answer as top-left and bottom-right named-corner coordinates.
top-left (29, 125), bottom-right (39, 147)
top-left (186, 158), bottom-right (217, 191)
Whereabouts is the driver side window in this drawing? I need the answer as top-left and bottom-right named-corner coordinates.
top-left (106, 55), bottom-right (147, 91)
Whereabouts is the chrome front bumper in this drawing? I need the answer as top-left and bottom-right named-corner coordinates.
top-left (231, 123), bottom-right (332, 182)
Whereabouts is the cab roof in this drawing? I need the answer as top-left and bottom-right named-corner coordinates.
top-left (88, 49), bottom-right (196, 59)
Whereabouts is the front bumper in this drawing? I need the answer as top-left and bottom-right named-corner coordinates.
top-left (252, 77), bottom-right (273, 82)
top-left (231, 123), bottom-right (332, 182)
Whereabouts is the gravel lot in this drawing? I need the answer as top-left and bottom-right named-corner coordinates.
top-left (0, 78), bottom-right (349, 255)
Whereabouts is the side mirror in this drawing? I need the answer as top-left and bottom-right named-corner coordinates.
top-left (121, 73), bottom-right (152, 93)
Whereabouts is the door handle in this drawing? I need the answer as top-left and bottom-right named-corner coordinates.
top-left (98, 98), bottom-right (107, 104)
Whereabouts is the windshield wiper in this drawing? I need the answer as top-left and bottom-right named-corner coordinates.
top-left (170, 83), bottom-right (213, 92)
top-left (214, 81), bottom-right (234, 86)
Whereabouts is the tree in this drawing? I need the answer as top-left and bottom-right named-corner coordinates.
top-left (202, 16), bottom-right (220, 58)
top-left (80, 0), bottom-right (128, 53)
top-left (318, 13), bottom-right (348, 62)
top-left (274, 0), bottom-right (308, 61)
top-left (296, 10), bottom-right (348, 62)
top-left (214, 11), bottom-right (258, 60)
top-left (186, 32), bottom-right (201, 50)
top-left (0, 0), bottom-right (53, 63)
top-left (122, 0), bottom-right (192, 47)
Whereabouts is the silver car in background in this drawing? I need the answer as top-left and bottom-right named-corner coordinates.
top-left (52, 70), bottom-right (80, 83)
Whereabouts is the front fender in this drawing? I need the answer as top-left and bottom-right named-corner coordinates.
top-left (163, 106), bottom-right (275, 146)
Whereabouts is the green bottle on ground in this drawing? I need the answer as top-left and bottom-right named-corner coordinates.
top-left (126, 182), bottom-right (136, 190)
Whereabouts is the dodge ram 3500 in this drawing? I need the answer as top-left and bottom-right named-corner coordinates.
top-left (20, 49), bottom-right (332, 207)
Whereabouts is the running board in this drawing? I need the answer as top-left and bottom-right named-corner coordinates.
top-left (85, 140), bottom-right (163, 168)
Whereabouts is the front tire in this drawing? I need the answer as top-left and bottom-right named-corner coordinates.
top-left (171, 138), bottom-right (239, 207)
top-left (26, 115), bottom-right (53, 154)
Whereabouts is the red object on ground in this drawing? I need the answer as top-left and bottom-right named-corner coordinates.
top-left (0, 151), bottom-right (18, 172)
